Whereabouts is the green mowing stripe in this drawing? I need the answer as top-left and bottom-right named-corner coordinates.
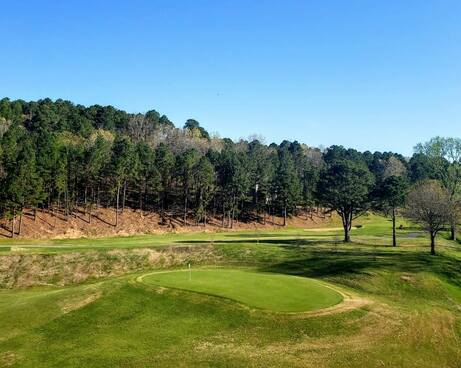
top-left (141, 268), bottom-right (343, 313)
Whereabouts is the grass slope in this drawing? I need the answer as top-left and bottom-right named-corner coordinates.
top-left (141, 268), bottom-right (343, 312)
top-left (0, 214), bottom-right (460, 367)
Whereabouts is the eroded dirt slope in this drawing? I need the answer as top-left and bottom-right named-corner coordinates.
top-left (0, 207), bottom-right (333, 239)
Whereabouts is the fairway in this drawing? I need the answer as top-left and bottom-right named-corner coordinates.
top-left (1, 219), bottom-right (461, 368)
top-left (141, 268), bottom-right (343, 312)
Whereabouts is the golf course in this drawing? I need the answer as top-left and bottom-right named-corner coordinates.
top-left (139, 269), bottom-right (343, 313)
top-left (3, 1), bottom-right (461, 365)
top-left (1, 215), bottom-right (460, 367)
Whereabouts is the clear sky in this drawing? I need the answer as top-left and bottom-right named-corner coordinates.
top-left (1, 1), bottom-right (460, 156)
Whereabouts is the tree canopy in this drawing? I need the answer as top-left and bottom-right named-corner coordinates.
top-left (0, 97), bottom-right (459, 244)
top-left (404, 180), bottom-right (454, 255)
top-left (318, 157), bottom-right (374, 242)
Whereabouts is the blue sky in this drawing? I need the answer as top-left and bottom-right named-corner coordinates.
top-left (1, 0), bottom-right (460, 156)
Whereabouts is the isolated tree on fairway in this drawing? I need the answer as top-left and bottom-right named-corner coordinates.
top-left (404, 180), bottom-right (454, 255)
top-left (415, 137), bottom-right (461, 240)
top-left (318, 159), bottom-right (374, 242)
top-left (376, 175), bottom-right (409, 247)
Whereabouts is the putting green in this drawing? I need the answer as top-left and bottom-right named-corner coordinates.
top-left (141, 268), bottom-right (343, 312)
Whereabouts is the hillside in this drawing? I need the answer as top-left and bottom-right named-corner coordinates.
top-left (0, 97), bottom-right (421, 247)
top-left (0, 207), bottom-right (334, 239)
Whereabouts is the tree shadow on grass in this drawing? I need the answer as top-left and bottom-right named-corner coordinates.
top-left (223, 232), bottom-right (342, 239)
top-left (176, 238), bottom-right (392, 248)
top-left (175, 235), bottom-right (461, 286)
top-left (260, 247), bottom-right (461, 287)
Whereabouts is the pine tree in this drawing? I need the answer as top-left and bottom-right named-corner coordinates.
top-left (273, 148), bottom-right (302, 226)
top-left (177, 149), bottom-right (199, 225)
top-left (110, 136), bottom-right (134, 226)
top-left (318, 159), bottom-right (374, 242)
top-left (194, 156), bottom-right (215, 225)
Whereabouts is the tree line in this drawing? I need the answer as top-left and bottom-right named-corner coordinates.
top-left (0, 98), bottom-right (459, 254)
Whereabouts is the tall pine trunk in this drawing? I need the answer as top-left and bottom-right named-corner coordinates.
top-left (122, 180), bottom-right (127, 213)
top-left (198, 190), bottom-right (203, 227)
top-left (183, 188), bottom-right (188, 226)
top-left (48, 186), bottom-right (52, 214)
top-left (65, 190), bottom-right (69, 221)
top-left (89, 187), bottom-right (94, 224)
top-left (222, 204), bottom-right (225, 228)
top-left (231, 195), bottom-right (235, 229)
top-left (139, 182), bottom-right (144, 213)
top-left (115, 183), bottom-right (121, 227)
top-left (96, 185), bottom-right (100, 209)
top-left (392, 207), bottom-right (397, 247)
top-left (11, 208), bottom-right (16, 238)
top-left (18, 208), bottom-right (23, 236)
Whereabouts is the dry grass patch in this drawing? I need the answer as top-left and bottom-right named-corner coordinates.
top-left (58, 290), bottom-right (102, 314)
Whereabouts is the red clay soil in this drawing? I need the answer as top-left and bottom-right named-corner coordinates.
top-left (0, 207), bottom-right (334, 240)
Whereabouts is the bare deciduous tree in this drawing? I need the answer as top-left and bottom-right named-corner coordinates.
top-left (415, 137), bottom-right (461, 240)
top-left (383, 156), bottom-right (407, 179)
top-left (404, 180), bottom-right (454, 255)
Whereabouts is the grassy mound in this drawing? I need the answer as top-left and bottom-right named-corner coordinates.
top-left (141, 268), bottom-right (343, 312)
top-left (1, 216), bottom-right (461, 367)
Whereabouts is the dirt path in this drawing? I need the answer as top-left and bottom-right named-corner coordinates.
top-left (298, 286), bottom-right (371, 317)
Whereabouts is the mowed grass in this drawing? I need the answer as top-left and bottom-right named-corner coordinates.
top-left (0, 214), bottom-right (461, 367)
top-left (0, 279), bottom-right (366, 368)
top-left (0, 213), bottom-right (440, 254)
top-left (141, 268), bottom-right (343, 312)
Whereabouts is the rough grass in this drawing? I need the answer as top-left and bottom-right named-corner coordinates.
top-left (0, 214), bottom-right (460, 367)
top-left (0, 245), bottom-right (222, 288)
